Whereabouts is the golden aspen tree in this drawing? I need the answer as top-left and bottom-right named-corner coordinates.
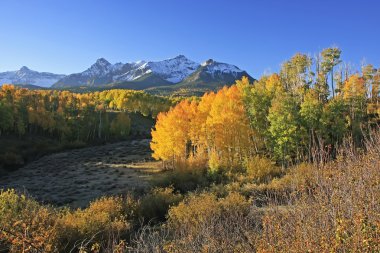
top-left (205, 85), bottom-right (254, 170)
top-left (342, 74), bottom-right (367, 101)
top-left (151, 100), bottom-right (197, 165)
top-left (151, 83), bottom-right (254, 171)
top-left (342, 74), bottom-right (367, 143)
top-left (189, 92), bottom-right (215, 158)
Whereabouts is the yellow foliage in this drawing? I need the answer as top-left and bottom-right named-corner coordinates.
top-left (245, 155), bottom-right (282, 183)
top-left (0, 189), bottom-right (58, 253)
top-left (343, 74), bottom-right (367, 100)
top-left (151, 100), bottom-right (198, 162)
top-left (151, 81), bottom-right (256, 171)
top-left (57, 196), bottom-right (130, 239)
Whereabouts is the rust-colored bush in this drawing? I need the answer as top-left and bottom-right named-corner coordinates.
top-left (0, 189), bottom-right (58, 253)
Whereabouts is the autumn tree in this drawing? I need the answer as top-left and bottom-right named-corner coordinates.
top-left (205, 85), bottom-right (255, 170)
top-left (342, 74), bottom-right (367, 143)
top-left (151, 100), bottom-right (198, 166)
top-left (0, 85), bottom-right (171, 142)
top-left (151, 82), bottom-right (255, 171)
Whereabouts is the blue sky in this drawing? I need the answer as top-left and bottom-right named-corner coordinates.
top-left (0, 0), bottom-right (379, 78)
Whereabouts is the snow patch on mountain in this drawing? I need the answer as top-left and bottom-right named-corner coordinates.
top-left (201, 59), bottom-right (243, 78)
top-left (144, 55), bottom-right (200, 83)
top-left (0, 66), bottom-right (66, 87)
top-left (113, 55), bottom-right (199, 83)
top-left (82, 58), bottom-right (113, 77)
top-left (112, 61), bottom-right (147, 82)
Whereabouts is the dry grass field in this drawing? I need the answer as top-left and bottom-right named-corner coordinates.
top-left (0, 139), bottom-right (164, 208)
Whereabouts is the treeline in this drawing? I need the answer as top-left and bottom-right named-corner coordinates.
top-left (0, 86), bottom-right (173, 142)
top-left (151, 47), bottom-right (380, 168)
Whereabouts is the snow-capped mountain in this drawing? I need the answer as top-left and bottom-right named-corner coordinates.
top-left (52, 55), bottom-right (253, 90)
top-left (0, 66), bottom-right (66, 88)
top-left (53, 58), bottom-right (124, 87)
top-left (177, 59), bottom-right (253, 87)
top-left (201, 59), bottom-right (244, 76)
top-left (82, 58), bottom-right (114, 77)
top-left (1, 55), bottom-right (253, 93)
top-left (146, 59), bottom-right (255, 96)
top-left (113, 55), bottom-right (200, 83)
top-left (53, 55), bottom-right (201, 88)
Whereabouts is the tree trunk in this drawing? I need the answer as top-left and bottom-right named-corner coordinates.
top-left (98, 111), bottom-right (102, 139)
top-left (331, 66), bottom-right (335, 98)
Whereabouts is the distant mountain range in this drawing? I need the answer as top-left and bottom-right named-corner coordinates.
top-left (0, 66), bottom-right (65, 88)
top-left (0, 56), bottom-right (254, 95)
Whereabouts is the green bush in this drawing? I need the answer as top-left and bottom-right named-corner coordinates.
top-left (138, 187), bottom-right (183, 224)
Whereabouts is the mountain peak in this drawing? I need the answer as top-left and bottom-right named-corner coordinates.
top-left (95, 58), bottom-right (111, 66)
top-left (82, 58), bottom-right (113, 77)
top-left (202, 59), bottom-right (215, 66)
top-left (174, 54), bottom-right (187, 60)
top-left (19, 66), bottom-right (31, 72)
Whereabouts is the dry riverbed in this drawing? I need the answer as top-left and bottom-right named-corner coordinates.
top-left (0, 139), bottom-right (163, 208)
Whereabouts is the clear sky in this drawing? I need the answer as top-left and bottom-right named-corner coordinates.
top-left (0, 0), bottom-right (379, 78)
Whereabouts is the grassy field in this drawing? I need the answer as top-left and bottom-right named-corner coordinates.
top-left (0, 139), bottom-right (168, 208)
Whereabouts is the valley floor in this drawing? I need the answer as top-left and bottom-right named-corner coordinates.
top-left (0, 139), bottom-right (162, 208)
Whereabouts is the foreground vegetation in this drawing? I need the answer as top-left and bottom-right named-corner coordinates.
top-left (1, 48), bottom-right (379, 252)
top-left (1, 131), bottom-right (379, 252)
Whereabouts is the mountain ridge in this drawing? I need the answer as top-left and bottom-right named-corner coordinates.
top-left (0, 55), bottom-right (255, 95)
top-left (0, 67), bottom-right (66, 88)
